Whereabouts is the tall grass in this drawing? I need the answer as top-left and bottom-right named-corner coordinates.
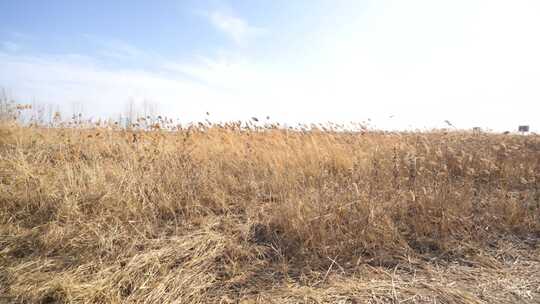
top-left (0, 122), bottom-right (538, 303)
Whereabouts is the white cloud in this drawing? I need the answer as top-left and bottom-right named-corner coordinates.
top-left (162, 56), bottom-right (265, 91)
top-left (0, 51), bottom-right (317, 124)
top-left (207, 10), bottom-right (264, 45)
top-left (1, 41), bottom-right (20, 52)
top-left (0, 52), bottom-right (227, 120)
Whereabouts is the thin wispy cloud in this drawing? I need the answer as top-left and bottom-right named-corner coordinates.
top-left (82, 35), bottom-right (147, 61)
top-left (3, 30), bottom-right (33, 41)
top-left (1, 41), bottom-right (20, 52)
top-left (0, 51), bottom-right (253, 121)
top-left (207, 10), bottom-right (264, 45)
top-left (162, 56), bottom-right (264, 92)
top-left (97, 39), bottom-right (144, 60)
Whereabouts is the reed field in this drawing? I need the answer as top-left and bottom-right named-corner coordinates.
top-left (0, 119), bottom-right (539, 303)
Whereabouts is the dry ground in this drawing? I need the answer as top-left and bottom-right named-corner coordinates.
top-left (0, 123), bottom-right (538, 303)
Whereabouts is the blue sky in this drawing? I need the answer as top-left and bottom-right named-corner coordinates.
top-left (1, 0), bottom-right (539, 131)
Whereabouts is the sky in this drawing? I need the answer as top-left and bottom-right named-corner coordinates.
top-left (0, 0), bottom-right (539, 131)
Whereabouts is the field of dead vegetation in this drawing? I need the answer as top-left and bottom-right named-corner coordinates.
top-left (0, 123), bottom-right (539, 303)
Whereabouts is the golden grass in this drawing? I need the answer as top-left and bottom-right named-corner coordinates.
top-left (0, 123), bottom-right (539, 303)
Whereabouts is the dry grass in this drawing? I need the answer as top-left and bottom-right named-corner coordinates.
top-left (0, 122), bottom-right (538, 303)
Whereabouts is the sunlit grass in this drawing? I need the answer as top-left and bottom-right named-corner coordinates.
top-left (0, 111), bottom-right (538, 303)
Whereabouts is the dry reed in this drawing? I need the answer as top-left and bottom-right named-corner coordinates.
top-left (0, 122), bottom-right (538, 303)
